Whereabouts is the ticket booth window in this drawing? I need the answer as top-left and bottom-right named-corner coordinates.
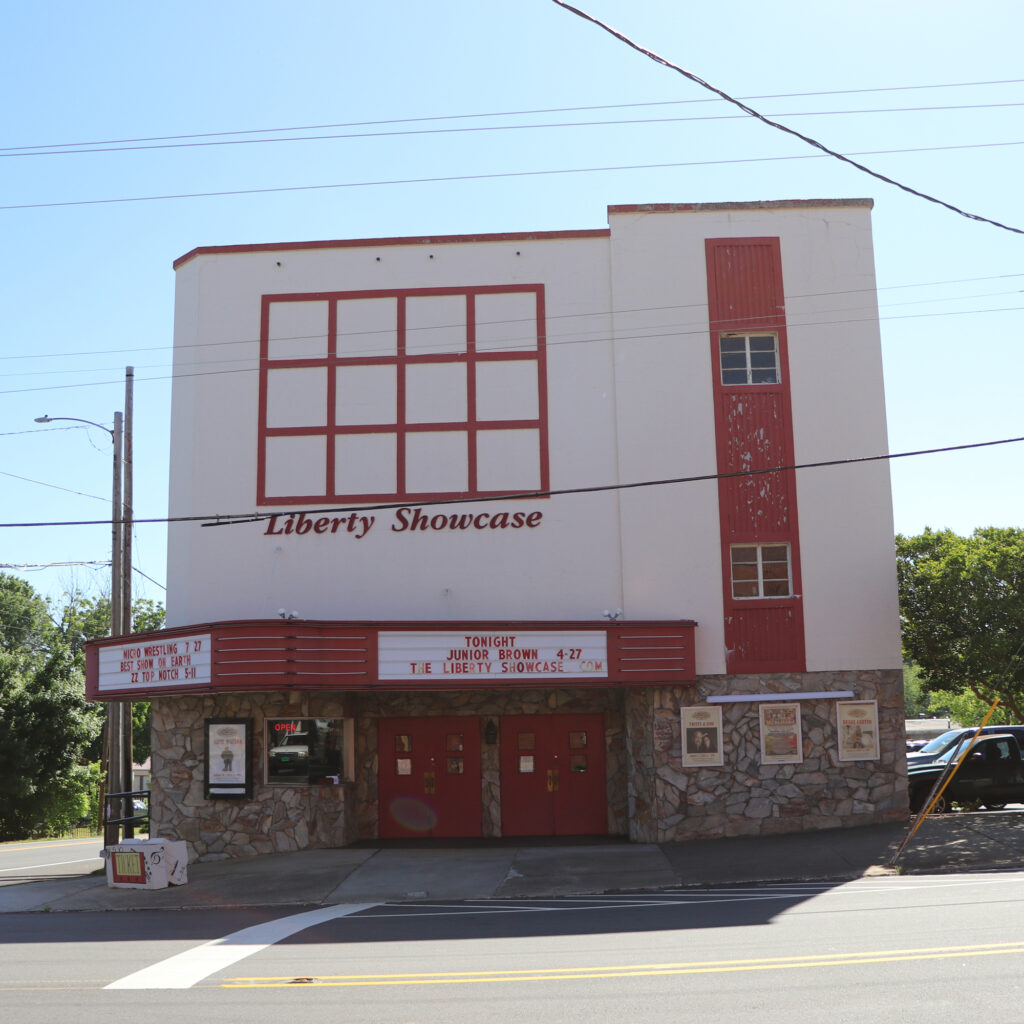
top-left (266, 718), bottom-right (353, 785)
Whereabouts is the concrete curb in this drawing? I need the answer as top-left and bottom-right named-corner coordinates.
top-left (3, 815), bottom-right (1023, 914)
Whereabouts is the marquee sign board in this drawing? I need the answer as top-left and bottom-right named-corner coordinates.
top-left (96, 633), bottom-right (212, 693)
top-left (378, 630), bottom-right (609, 681)
top-left (85, 620), bottom-right (696, 698)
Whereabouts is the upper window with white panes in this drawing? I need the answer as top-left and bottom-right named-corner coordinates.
top-left (719, 332), bottom-right (780, 386)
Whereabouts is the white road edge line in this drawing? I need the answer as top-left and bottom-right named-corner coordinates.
top-left (1, 857), bottom-right (103, 872)
top-left (105, 903), bottom-right (377, 990)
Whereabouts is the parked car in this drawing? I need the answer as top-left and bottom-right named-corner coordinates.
top-left (268, 730), bottom-right (312, 779)
top-left (907, 733), bottom-right (1024, 814)
top-left (907, 725), bottom-right (1024, 767)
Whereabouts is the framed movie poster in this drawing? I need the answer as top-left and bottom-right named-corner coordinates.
top-left (759, 702), bottom-right (803, 765)
top-left (205, 718), bottom-right (252, 799)
top-left (681, 707), bottom-right (724, 767)
top-left (837, 701), bottom-right (880, 761)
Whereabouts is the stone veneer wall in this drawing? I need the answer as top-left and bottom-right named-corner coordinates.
top-left (624, 669), bottom-right (908, 842)
top-left (353, 688), bottom-right (628, 840)
top-left (149, 671), bottom-right (906, 860)
top-left (150, 691), bottom-right (356, 861)
top-left (150, 687), bottom-right (628, 860)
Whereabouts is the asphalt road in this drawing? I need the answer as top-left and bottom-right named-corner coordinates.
top-left (0, 838), bottom-right (104, 886)
top-left (3, 871), bottom-right (1024, 1022)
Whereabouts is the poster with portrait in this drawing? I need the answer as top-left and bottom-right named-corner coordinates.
top-left (681, 707), bottom-right (724, 767)
top-left (837, 701), bottom-right (880, 761)
top-left (205, 718), bottom-right (252, 798)
top-left (759, 702), bottom-right (803, 764)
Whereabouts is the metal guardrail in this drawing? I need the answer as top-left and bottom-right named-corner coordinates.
top-left (104, 788), bottom-right (150, 844)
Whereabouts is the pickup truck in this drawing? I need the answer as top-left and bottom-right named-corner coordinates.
top-left (907, 724), bottom-right (1024, 767)
top-left (907, 733), bottom-right (1024, 814)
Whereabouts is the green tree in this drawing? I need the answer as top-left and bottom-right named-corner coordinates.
top-left (0, 575), bottom-right (164, 838)
top-left (0, 624), bottom-right (102, 838)
top-left (928, 689), bottom-right (1012, 728)
top-left (131, 599), bottom-right (165, 635)
top-left (54, 591), bottom-right (165, 655)
top-left (130, 701), bottom-right (152, 763)
top-left (52, 589), bottom-right (164, 763)
top-left (0, 574), bottom-right (52, 655)
top-left (897, 527), bottom-right (1024, 722)
top-left (902, 662), bottom-right (928, 718)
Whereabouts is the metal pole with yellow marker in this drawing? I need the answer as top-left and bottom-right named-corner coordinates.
top-left (890, 697), bottom-right (1001, 867)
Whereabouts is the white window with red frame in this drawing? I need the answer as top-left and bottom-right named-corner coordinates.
top-left (730, 543), bottom-right (792, 599)
top-left (718, 332), bottom-right (781, 386)
top-left (258, 286), bottom-right (549, 504)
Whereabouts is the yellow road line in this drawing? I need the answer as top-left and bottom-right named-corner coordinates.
top-left (222, 941), bottom-right (1024, 988)
top-left (5, 942), bottom-right (1024, 993)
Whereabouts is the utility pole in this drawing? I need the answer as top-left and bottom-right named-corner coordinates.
top-left (35, 372), bottom-right (136, 847)
top-left (121, 368), bottom-right (134, 836)
top-left (104, 408), bottom-right (125, 846)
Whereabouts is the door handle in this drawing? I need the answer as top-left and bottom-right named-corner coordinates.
top-left (423, 771), bottom-right (436, 795)
top-left (547, 768), bottom-right (559, 792)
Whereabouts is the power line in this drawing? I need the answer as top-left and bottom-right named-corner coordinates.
top-left (3, 138), bottom-right (1023, 213)
top-left (0, 424), bottom-right (101, 436)
top-left (1, 271), bottom-right (1020, 369)
top-left (1, 434), bottom-right (1020, 530)
top-left (0, 561), bottom-right (167, 592)
top-left (551, 0), bottom-right (1024, 236)
top-left (0, 560), bottom-right (109, 570)
top-left (2, 301), bottom-right (1023, 397)
top-left (5, 77), bottom-right (1022, 153)
top-left (0, 469), bottom-right (108, 502)
top-left (132, 565), bottom-right (166, 591)
top-left (1, 285), bottom-right (1022, 385)
top-left (2, 284), bottom-right (1022, 383)
top-left (6, 101), bottom-right (1024, 159)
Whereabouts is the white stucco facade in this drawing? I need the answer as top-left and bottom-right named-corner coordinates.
top-left (96, 198), bottom-right (912, 859)
top-left (167, 200), bottom-right (900, 678)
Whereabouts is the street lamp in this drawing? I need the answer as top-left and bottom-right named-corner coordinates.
top-left (34, 367), bottom-right (134, 846)
top-left (34, 414), bottom-right (124, 628)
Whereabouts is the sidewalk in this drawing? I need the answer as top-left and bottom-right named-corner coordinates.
top-left (4, 813), bottom-right (1024, 914)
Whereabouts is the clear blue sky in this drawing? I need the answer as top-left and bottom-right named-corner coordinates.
top-left (2, 0), bottom-right (1022, 610)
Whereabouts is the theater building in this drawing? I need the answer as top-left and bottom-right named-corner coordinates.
top-left (86, 198), bottom-right (906, 860)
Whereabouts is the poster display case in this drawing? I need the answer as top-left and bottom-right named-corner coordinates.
top-left (204, 718), bottom-right (252, 799)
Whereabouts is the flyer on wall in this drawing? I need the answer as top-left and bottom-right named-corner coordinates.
top-left (681, 706), bottom-right (724, 767)
top-left (837, 700), bottom-right (880, 761)
top-left (205, 718), bottom-right (251, 798)
top-left (759, 702), bottom-right (803, 764)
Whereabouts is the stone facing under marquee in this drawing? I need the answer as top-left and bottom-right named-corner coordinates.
top-left (86, 620), bottom-right (697, 699)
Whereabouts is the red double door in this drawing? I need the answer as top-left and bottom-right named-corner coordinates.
top-left (500, 714), bottom-right (606, 836)
top-left (378, 716), bottom-right (482, 839)
top-left (378, 713), bottom-right (606, 839)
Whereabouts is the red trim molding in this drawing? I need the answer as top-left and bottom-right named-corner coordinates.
top-left (85, 619), bottom-right (698, 700)
top-left (173, 229), bottom-right (611, 270)
top-left (174, 202), bottom-right (874, 270)
top-left (609, 199), bottom-right (873, 216)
